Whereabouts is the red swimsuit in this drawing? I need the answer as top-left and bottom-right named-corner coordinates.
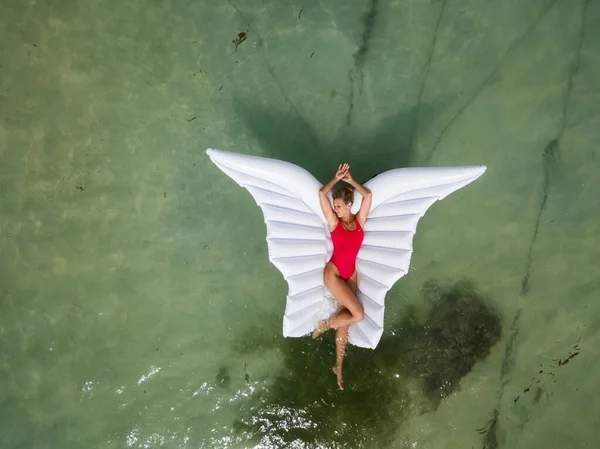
top-left (330, 219), bottom-right (364, 280)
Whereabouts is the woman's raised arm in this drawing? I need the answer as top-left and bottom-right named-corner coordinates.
top-left (343, 171), bottom-right (371, 226)
top-left (318, 164), bottom-right (348, 229)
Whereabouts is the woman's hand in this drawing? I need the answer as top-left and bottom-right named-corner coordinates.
top-left (341, 170), bottom-right (353, 183)
top-left (335, 163), bottom-right (349, 181)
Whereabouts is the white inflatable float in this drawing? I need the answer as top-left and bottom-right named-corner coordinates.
top-left (206, 148), bottom-right (486, 349)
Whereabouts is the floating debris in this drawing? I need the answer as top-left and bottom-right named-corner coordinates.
top-left (232, 31), bottom-right (247, 51)
top-left (513, 341), bottom-right (582, 403)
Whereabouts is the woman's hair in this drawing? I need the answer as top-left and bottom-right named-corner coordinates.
top-left (332, 186), bottom-right (355, 204)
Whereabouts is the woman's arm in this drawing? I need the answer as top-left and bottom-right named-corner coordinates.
top-left (319, 176), bottom-right (339, 196)
top-left (343, 172), bottom-right (372, 226)
top-left (319, 164), bottom-right (348, 229)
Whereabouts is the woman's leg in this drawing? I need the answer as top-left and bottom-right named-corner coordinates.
top-left (332, 272), bottom-right (356, 390)
top-left (324, 263), bottom-right (364, 329)
top-left (333, 325), bottom-right (348, 390)
top-left (313, 264), bottom-right (364, 338)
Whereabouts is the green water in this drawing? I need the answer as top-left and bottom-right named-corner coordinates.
top-left (1, 0), bottom-right (599, 448)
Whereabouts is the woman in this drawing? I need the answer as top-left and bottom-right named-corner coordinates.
top-left (312, 163), bottom-right (372, 390)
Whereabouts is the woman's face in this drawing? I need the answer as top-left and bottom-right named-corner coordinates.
top-left (333, 198), bottom-right (351, 217)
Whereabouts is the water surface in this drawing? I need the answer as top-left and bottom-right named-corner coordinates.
top-left (1, 0), bottom-right (599, 448)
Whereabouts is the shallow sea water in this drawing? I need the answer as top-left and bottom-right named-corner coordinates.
top-left (1, 0), bottom-right (599, 448)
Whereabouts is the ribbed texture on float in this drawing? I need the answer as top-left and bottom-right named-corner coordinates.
top-left (207, 148), bottom-right (486, 350)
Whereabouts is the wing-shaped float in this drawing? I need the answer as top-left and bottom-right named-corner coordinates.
top-left (206, 148), bottom-right (486, 349)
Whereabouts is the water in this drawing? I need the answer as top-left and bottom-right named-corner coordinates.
top-left (1, 0), bottom-right (599, 448)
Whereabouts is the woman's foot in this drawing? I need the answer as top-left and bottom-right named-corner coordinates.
top-left (332, 365), bottom-right (344, 390)
top-left (312, 320), bottom-right (329, 339)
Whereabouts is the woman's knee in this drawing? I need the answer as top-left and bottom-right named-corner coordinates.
top-left (354, 306), bottom-right (365, 322)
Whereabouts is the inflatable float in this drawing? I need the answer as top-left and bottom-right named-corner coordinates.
top-left (206, 148), bottom-right (486, 349)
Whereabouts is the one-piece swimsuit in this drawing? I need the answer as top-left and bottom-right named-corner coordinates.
top-left (329, 219), bottom-right (364, 281)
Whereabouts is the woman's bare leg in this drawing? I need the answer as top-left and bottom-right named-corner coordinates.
top-left (333, 325), bottom-right (348, 390)
top-left (324, 263), bottom-right (364, 328)
top-left (313, 264), bottom-right (364, 338)
top-left (332, 272), bottom-right (356, 390)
